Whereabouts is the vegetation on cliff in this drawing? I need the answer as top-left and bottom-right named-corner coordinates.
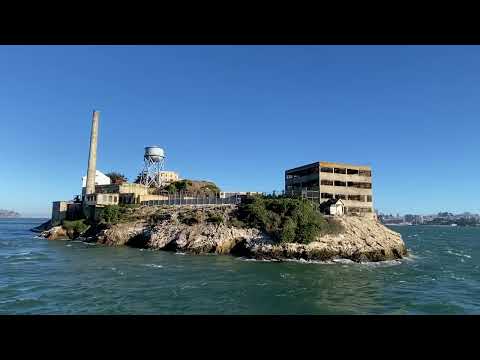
top-left (62, 219), bottom-right (89, 238)
top-left (234, 196), bottom-right (344, 244)
top-left (162, 179), bottom-right (220, 195)
top-left (95, 195), bottom-right (343, 245)
top-left (105, 171), bottom-right (128, 184)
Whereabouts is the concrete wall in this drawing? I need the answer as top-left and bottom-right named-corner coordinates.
top-left (52, 201), bottom-right (68, 224)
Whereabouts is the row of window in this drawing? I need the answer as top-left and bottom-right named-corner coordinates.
top-left (320, 180), bottom-right (372, 189)
top-left (321, 193), bottom-right (372, 202)
top-left (85, 194), bottom-right (118, 203)
top-left (320, 167), bottom-right (371, 177)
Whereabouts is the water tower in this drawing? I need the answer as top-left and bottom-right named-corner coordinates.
top-left (140, 146), bottom-right (166, 188)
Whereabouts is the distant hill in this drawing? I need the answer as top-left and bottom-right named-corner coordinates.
top-left (0, 209), bottom-right (20, 218)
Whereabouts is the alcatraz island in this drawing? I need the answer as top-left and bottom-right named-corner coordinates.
top-left (33, 110), bottom-right (407, 263)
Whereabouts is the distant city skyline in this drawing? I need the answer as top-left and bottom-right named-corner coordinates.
top-left (0, 45), bottom-right (479, 217)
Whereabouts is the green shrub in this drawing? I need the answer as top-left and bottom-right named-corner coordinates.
top-left (62, 219), bottom-right (89, 235)
top-left (148, 211), bottom-right (172, 225)
top-left (206, 214), bottom-right (224, 225)
top-left (236, 196), bottom-right (344, 244)
top-left (228, 218), bottom-right (246, 228)
top-left (99, 205), bottom-right (122, 224)
top-left (178, 210), bottom-right (202, 225)
top-left (121, 204), bottom-right (140, 209)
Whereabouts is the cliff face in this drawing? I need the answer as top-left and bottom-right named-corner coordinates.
top-left (88, 205), bottom-right (407, 262)
top-left (234, 216), bottom-right (407, 262)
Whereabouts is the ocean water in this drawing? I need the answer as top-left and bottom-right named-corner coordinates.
top-left (0, 218), bottom-right (479, 314)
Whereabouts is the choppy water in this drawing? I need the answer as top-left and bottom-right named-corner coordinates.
top-left (1, 218), bottom-right (479, 314)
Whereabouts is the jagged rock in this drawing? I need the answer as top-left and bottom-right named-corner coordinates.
top-left (41, 226), bottom-right (69, 240)
top-left (31, 220), bottom-right (52, 233)
top-left (37, 205), bottom-right (407, 262)
top-left (235, 215), bottom-right (407, 262)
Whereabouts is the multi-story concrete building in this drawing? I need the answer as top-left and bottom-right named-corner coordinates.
top-left (285, 161), bottom-right (373, 216)
top-left (82, 183), bottom-right (149, 205)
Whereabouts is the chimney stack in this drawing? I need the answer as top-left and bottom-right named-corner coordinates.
top-left (85, 110), bottom-right (100, 195)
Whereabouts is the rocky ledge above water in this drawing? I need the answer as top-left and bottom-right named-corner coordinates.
top-left (38, 205), bottom-right (407, 262)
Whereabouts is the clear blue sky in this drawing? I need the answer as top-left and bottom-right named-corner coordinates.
top-left (0, 45), bottom-right (478, 217)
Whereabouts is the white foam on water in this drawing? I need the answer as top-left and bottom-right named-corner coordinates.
top-left (332, 258), bottom-right (355, 264)
top-left (360, 259), bottom-right (402, 267)
top-left (402, 253), bottom-right (420, 262)
top-left (447, 250), bottom-right (471, 259)
top-left (144, 264), bottom-right (163, 269)
top-left (237, 257), bottom-right (279, 262)
top-left (175, 252), bottom-right (186, 256)
top-left (65, 244), bottom-right (72, 247)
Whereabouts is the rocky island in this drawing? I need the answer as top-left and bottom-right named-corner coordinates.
top-left (37, 196), bottom-right (407, 263)
top-left (0, 209), bottom-right (20, 218)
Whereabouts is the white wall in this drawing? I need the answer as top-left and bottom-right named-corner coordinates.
top-left (81, 170), bottom-right (111, 188)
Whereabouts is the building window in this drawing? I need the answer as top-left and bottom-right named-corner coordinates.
top-left (108, 195), bottom-right (112, 202)
top-left (367, 195), bottom-right (372, 202)
top-left (320, 180), bottom-right (333, 186)
top-left (348, 195), bottom-right (365, 202)
top-left (320, 167), bottom-right (333, 173)
top-left (321, 192), bottom-right (334, 199)
top-left (359, 170), bottom-right (372, 177)
top-left (347, 168), bottom-right (359, 175)
top-left (334, 180), bottom-right (346, 187)
top-left (347, 181), bottom-right (372, 189)
top-left (334, 167), bottom-right (346, 174)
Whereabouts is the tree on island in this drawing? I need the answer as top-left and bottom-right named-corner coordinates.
top-left (105, 172), bottom-right (128, 185)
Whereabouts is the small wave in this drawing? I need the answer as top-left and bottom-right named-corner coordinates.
top-left (360, 259), bottom-right (402, 267)
top-left (402, 253), bottom-right (419, 262)
top-left (447, 250), bottom-right (471, 259)
top-left (66, 244), bottom-right (72, 247)
top-left (332, 258), bottom-right (355, 264)
top-left (175, 252), bottom-right (186, 256)
top-left (237, 257), bottom-right (280, 262)
top-left (143, 264), bottom-right (163, 269)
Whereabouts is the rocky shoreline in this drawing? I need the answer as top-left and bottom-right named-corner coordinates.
top-left (36, 205), bottom-right (408, 263)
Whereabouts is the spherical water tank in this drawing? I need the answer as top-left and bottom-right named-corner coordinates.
top-left (144, 146), bottom-right (165, 162)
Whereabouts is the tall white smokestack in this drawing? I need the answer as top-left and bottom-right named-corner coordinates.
top-left (85, 110), bottom-right (100, 195)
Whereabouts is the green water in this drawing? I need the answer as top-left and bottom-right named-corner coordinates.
top-left (1, 218), bottom-right (479, 314)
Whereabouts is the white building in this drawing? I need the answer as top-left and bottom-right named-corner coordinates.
top-left (81, 170), bottom-right (111, 188)
top-left (157, 171), bottom-right (180, 184)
